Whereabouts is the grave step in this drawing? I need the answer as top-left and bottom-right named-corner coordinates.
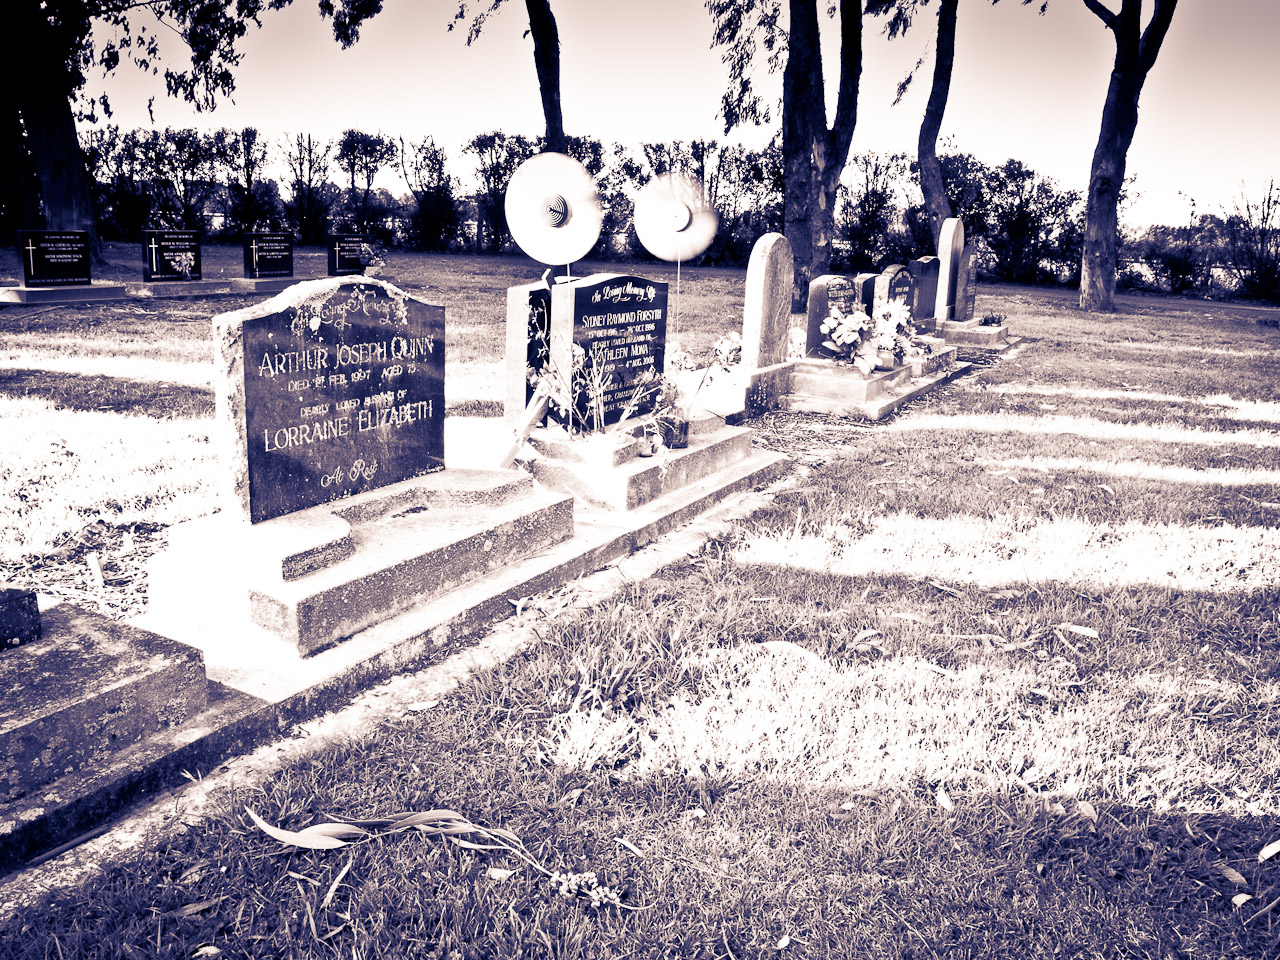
top-left (524, 423), bottom-right (755, 511)
top-left (147, 469), bottom-right (575, 656)
top-left (784, 360), bottom-right (973, 421)
top-left (936, 319), bottom-right (1010, 346)
top-left (0, 604), bottom-right (207, 804)
top-left (125, 279), bottom-right (238, 298)
top-left (0, 284), bottom-right (127, 305)
top-left (789, 360), bottom-right (911, 403)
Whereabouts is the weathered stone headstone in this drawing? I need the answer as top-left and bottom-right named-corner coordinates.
top-left (874, 264), bottom-right (914, 319)
top-left (907, 257), bottom-right (940, 326)
top-left (955, 244), bottom-right (979, 324)
top-left (243, 232), bottom-right (294, 279)
top-left (217, 277), bottom-right (446, 523)
top-left (0, 584), bottom-right (40, 650)
top-left (741, 233), bottom-right (794, 369)
top-left (18, 231), bottom-right (91, 287)
top-left (934, 218), bottom-right (964, 321)
top-left (805, 275), bottom-right (857, 358)
top-left (142, 230), bottom-right (202, 282)
top-left (327, 235), bottom-right (367, 277)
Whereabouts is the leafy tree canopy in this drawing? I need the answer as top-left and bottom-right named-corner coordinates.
top-left (33, 0), bottom-right (385, 118)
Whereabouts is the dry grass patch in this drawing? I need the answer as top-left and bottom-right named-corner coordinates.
top-left (0, 396), bottom-right (213, 563)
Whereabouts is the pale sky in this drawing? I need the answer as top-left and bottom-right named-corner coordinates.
top-left (87, 0), bottom-right (1279, 231)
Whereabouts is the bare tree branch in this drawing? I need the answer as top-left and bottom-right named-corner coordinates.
top-left (1081, 0), bottom-right (1118, 29)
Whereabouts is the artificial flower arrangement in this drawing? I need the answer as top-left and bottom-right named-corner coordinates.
top-left (819, 296), bottom-right (928, 375)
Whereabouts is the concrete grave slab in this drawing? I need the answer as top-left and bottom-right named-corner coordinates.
top-left (0, 604), bottom-right (206, 805)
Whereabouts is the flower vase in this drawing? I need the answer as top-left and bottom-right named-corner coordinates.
top-left (661, 419), bottom-right (690, 449)
top-left (637, 435), bottom-right (657, 457)
top-left (875, 348), bottom-right (898, 371)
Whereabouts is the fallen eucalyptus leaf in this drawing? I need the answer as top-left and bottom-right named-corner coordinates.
top-left (245, 808), bottom-right (348, 850)
top-left (1218, 864), bottom-right (1249, 886)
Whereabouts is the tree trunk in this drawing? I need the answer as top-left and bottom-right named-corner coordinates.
top-left (782, 0), bottom-right (861, 310)
top-left (7, 7), bottom-right (101, 258)
top-left (1079, 68), bottom-right (1141, 312)
top-left (918, 0), bottom-right (957, 247)
top-left (0, 102), bottom-right (42, 242)
top-left (1079, 0), bottom-right (1179, 312)
top-left (525, 0), bottom-right (565, 152)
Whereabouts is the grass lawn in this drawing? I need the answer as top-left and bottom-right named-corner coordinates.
top-left (1, 251), bottom-right (1280, 958)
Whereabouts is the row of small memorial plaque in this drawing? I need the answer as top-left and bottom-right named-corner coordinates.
top-left (16, 231), bottom-right (374, 287)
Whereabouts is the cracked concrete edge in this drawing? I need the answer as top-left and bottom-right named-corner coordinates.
top-left (0, 464), bottom-right (810, 918)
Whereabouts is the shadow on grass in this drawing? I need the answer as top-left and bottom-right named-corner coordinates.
top-left (2, 706), bottom-right (1278, 959)
top-left (0, 369), bottom-right (213, 419)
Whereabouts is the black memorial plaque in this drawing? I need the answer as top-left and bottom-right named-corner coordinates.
top-left (327, 235), bottom-right (367, 276)
top-left (142, 230), bottom-right (202, 282)
top-left (243, 232), bottom-right (294, 278)
top-left (571, 276), bottom-right (667, 428)
top-left (241, 281), bottom-right (445, 523)
top-left (19, 230), bottom-right (91, 287)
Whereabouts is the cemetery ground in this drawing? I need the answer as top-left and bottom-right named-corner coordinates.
top-left (1, 244), bottom-right (1279, 958)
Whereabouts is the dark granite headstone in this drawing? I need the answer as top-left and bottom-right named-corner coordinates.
top-left (874, 264), bottom-right (914, 319)
top-left (805, 275), bottom-right (857, 359)
top-left (569, 276), bottom-right (668, 428)
top-left (142, 230), bottom-right (202, 282)
top-left (18, 231), bottom-right (91, 287)
top-left (853, 273), bottom-right (878, 317)
top-left (0, 584), bottom-right (40, 650)
top-left (235, 280), bottom-right (446, 523)
top-left (888, 266), bottom-right (914, 305)
top-left (243, 232), bottom-right (294, 279)
top-left (327, 235), bottom-right (367, 277)
top-left (957, 244), bottom-right (979, 323)
top-left (907, 257), bottom-right (939, 324)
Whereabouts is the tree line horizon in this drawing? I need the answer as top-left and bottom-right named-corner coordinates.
top-left (9, 0), bottom-right (1277, 309)
top-left (52, 123), bottom-right (1280, 304)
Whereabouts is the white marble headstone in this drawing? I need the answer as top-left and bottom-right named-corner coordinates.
top-left (934, 218), bottom-right (964, 322)
top-left (741, 233), bottom-right (794, 369)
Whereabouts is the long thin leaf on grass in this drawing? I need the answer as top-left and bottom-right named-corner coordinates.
top-left (1058, 622), bottom-right (1100, 639)
top-left (1258, 838), bottom-right (1280, 862)
top-left (614, 837), bottom-right (645, 857)
top-left (244, 808), bottom-right (350, 850)
top-left (164, 897), bottom-right (227, 918)
top-left (1218, 864), bottom-right (1249, 886)
top-left (320, 856), bottom-right (353, 910)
